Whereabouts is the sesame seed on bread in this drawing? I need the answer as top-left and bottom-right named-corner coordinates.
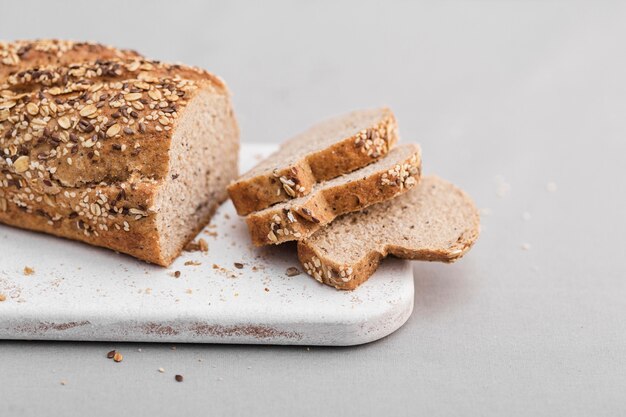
top-left (297, 176), bottom-right (480, 290)
top-left (245, 144), bottom-right (422, 246)
top-left (0, 43), bottom-right (238, 266)
top-left (228, 108), bottom-right (398, 215)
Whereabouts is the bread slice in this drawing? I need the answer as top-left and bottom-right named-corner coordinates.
top-left (0, 57), bottom-right (238, 266)
top-left (228, 108), bottom-right (398, 215)
top-left (245, 144), bottom-right (422, 246)
top-left (297, 176), bottom-right (480, 290)
top-left (0, 39), bottom-right (140, 78)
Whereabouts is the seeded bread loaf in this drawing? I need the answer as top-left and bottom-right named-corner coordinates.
top-left (228, 108), bottom-right (398, 215)
top-left (0, 57), bottom-right (239, 266)
top-left (245, 144), bottom-right (421, 246)
top-left (297, 176), bottom-right (480, 290)
top-left (0, 39), bottom-right (140, 78)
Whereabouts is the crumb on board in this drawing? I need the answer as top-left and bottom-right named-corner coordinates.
top-left (173, 271), bottom-right (181, 278)
top-left (113, 352), bottom-right (123, 362)
top-left (184, 261), bottom-right (201, 266)
top-left (286, 267), bottom-right (301, 277)
top-left (60, 380), bottom-right (67, 386)
top-left (264, 287), bottom-right (270, 292)
top-left (212, 264), bottom-right (220, 269)
top-left (234, 262), bottom-right (244, 269)
top-left (175, 374), bottom-right (184, 382)
top-left (186, 289), bottom-right (193, 294)
top-left (23, 266), bottom-right (35, 276)
top-left (0, 293), bottom-right (6, 302)
top-left (158, 368), bottom-right (165, 373)
top-left (184, 238), bottom-right (208, 253)
top-left (106, 350), bottom-right (116, 359)
top-left (521, 243), bottom-right (531, 251)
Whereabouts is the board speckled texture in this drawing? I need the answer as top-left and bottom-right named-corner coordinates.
top-left (0, 144), bottom-right (414, 346)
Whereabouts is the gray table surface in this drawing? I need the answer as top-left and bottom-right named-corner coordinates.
top-left (2, 1), bottom-right (626, 416)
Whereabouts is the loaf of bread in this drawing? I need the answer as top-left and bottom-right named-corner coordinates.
top-left (245, 144), bottom-right (421, 246)
top-left (228, 108), bottom-right (398, 215)
top-left (298, 176), bottom-right (480, 290)
top-left (0, 53), bottom-right (239, 265)
top-left (1, 39), bottom-right (140, 78)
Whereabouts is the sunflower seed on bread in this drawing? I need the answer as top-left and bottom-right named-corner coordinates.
top-left (245, 144), bottom-right (422, 246)
top-left (297, 176), bottom-right (480, 290)
top-left (228, 108), bottom-right (398, 216)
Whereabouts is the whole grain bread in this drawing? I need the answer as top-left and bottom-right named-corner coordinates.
top-left (245, 144), bottom-right (422, 246)
top-left (228, 108), bottom-right (398, 215)
top-left (0, 56), bottom-right (239, 266)
top-left (298, 176), bottom-right (480, 290)
top-left (0, 39), bottom-right (140, 78)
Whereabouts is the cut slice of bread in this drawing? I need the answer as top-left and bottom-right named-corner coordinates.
top-left (228, 108), bottom-right (398, 215)
top-left (245, 144), bottom-right (422, 246)
top-left (297, 176), bottom-right (480, 290)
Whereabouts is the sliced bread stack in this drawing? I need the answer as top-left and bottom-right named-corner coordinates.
top-left (228, 108), bottom-right (479, 290)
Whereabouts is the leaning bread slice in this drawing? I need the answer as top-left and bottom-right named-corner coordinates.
top-left (228, 108), bottom-right (398, 215)
top-left (245, 144), bottom-right (421, 246)
top-left (298, 176), bottom-right (480, 290)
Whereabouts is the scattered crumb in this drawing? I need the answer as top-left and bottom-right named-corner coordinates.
top-left (286, 267), bottom-right (301, 277)
top-left (521, 243), bottom-right (531, 251)
top-left (175, 374), bottom-right (184, 382)
top-left (158, 368), bottom-right (165, 373)
top-left (184, 238), bottom-right (208, 253)
top-left (113, 352), bottom-right (123, 362)
top-left (234, 292), bottom-right (239, 297)
top-left (494, 175), bottom-right (511, 198)
top-left (234, 262), bottom-right (244, 269)
top-left (212, 264), bottom-right (220, 269)
top-left (144, 288), bottom-right (152, 295)
top-left (264, 287), bottom-right (270, 292)
top-left (252, 266), bottom-right (259, 272)
top-left (522, 212), bottom-right (531, 221)
top-left (203, 230), bottom-right (218, 237)
top-left (184, 261), bottom-right (201, 266)
top-left (171, 346), bottom-right (177, 351)
top-left (186, 289), bottom-right (193, 294)
top-left (172, 270), bottom-right (181, 278)
top-left (106, 350), bottom-right (116, 359)
top-left (546, 182), bottom-right (557, 192)
top-left (23, 266), bottom-right (35, 276)
top-left (60, 380), bottom-right (67, 386)
top-left (306, 347), bottom-right (310, 351)
top-left (0, 293), bottom-right (6, 302)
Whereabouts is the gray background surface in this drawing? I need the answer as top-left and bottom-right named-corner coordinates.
top-left (1, 1), bottom-right (626, 416)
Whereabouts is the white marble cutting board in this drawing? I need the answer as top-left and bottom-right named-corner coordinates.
top-left (0, 144), bottom-right (414, 346)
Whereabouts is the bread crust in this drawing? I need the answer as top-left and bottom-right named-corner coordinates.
top-left (0, 49), bottom-right (234, 266)
top-left (297, 176), bottom-right (480, 290)
top-left (245, 145), bottom-right (422, 246)
top-left (1, 39), bottom-right (140, 78)
top-left (228, 108), bottom-right (398, 215)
